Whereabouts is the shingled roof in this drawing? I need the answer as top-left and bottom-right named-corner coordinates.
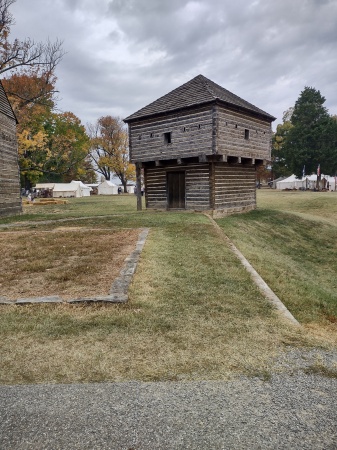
top-left (0, 80), bottom-right (17, 123)
top-left (124, 74), bottom-right (276, 122)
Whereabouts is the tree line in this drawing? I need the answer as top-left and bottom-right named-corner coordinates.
top-left (272, 87), bottom-right (337, 179)
top-left (0, 0), bottom-right (135, 190)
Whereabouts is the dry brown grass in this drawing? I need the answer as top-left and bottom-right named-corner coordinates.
top-left (0, 227), bottom-right (139, 300)
top-left (0, 194), bottom-right (336, 384)
top-left (0, 222), bottom-right (331, 385)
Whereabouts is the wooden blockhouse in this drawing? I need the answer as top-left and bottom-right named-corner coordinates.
top-left (0, 80), bottom-right (21, 217)
top-left (124, 75), bottom-right (276, 217)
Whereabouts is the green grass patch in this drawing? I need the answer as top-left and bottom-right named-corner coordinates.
top-left (257, 189), bottom-right (337, 226)
top-left (217, 192), bottom-right (337, 324)
top-left (0, 192), bottom-right (335, 384)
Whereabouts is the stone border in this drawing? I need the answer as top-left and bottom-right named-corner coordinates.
top-left (205, 214), bottom-right (300, 326)
top-left (0, 228), bottom-right (149, 305)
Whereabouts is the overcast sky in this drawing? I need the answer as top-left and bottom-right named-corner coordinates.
top-left (10, 0), bottom-right (337, 130)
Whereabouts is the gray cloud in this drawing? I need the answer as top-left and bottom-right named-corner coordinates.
top-left (8, 0), bottom-right (337, 127)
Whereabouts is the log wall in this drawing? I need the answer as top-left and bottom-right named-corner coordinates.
top-left (129, 106), bottom-right (213, 163)
top-left (216, 105), bottom-right (272, 160)
top-left (129, 103), bottom-right (272, 164)
top-left (212, 163), bottom-right (256, 217)
top-left (144, 162), bottom-right (256, 215)
top-left (0, 112), bottom-right (21, 217)
top-left (145, 163), bottom-right (210, 210)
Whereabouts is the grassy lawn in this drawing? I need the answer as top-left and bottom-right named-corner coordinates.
top-left (257, 189), bottom-right (337, 226)
top-left (0, 192), bottom-right (336, 384)
top-left (0, 194), bottom-right (142, 225)
top-left (217, 190), bottom-right (337, 327)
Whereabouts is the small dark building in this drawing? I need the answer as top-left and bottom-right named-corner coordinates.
top-left (124, 75), bottom-right (275, 217)
top-left (0, 80), bottom-right (21, 217)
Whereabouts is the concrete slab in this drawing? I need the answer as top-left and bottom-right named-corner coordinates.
top-left (16, 296), bottom-right (63, 304)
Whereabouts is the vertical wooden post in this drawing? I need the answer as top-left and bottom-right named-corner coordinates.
top-left (209, 162), bottom-right (215, 210)
top-left (212, 105), bottom-right (218, 155)
top-left (136, 162), bottom-right (142, 211)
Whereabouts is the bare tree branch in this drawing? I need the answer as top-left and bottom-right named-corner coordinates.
top-left (0, 37), bottom-right (65, 74)
top-left (0, 0), bottom-right (65, 111)
top-left (0, 0), bottom-right (15, 32)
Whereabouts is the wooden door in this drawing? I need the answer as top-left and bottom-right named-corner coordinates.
top-left (167, 172), bottom-right (185, 209)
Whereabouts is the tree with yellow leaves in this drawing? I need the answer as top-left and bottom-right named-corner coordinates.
top-left (3, 72), bottom-right (95, 187)
top-left (88, 116), bottom-right (135, 192)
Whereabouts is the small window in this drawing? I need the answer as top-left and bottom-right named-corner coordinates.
top-left (245, 129), bottom-right (249, 140)
top-left (183, 127), bottom-right (186, 132)
top-left (150, 132), bottom-right (154, 138)
top-left (235, 124), bottom-right (238, 129)
top-left (198, 124), bottom-right (201, 129)
top-left (164, 132), bottom-right (172, 144)
top-left (138, 134), bottom-right (142, 140)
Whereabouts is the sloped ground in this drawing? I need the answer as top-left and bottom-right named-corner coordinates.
top-left (0, 194), bottom-right (336, 385)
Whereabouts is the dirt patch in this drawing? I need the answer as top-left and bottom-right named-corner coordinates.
top-left (0, 228), bottom-right (140, 300)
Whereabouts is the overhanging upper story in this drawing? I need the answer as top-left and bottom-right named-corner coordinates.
top-left (124, 75), bottom-right (276, 166)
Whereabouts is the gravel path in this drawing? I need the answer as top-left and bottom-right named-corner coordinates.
top-left (1, 363), bottom-right (336, 449)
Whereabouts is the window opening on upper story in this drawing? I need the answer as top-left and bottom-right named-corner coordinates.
top-left (183, 126), bottom-right (186, 132)
top-left (138, 134), bottom-right (142, 140)
top-left (164, 132), bottom-right (172, 144)
top-left (235, 124), bottom-right (238, 129)
top-left (245, 129), bottom-right (250, 140)
top-left (198, 124), bottom-right (201, 129)
top-left (150, 132), bottom-right (154, 138)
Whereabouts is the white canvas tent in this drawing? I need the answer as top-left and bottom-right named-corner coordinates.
top-left (98, 180), bottom-right (118, 195)
top-left (126, 183), bottom-right (136, 194)
top-left (276, 174), bottom-right (334, 190)
top-left (35, 181), bottom-right (91, 197)
top-left (35, 183), bottom-right (55, 190)
top-left (276, 174), bottom-right (299, 190)
top-left (109, 175), bottom-right (136, 194)
top-left (304, 174), bottom-right (331, 190)
top-left (327, 176), bottom-right (336, 191)
top-left (70, 180), bottom-right (92, 196)
top-left (53, 183), bottom-right (81, 198)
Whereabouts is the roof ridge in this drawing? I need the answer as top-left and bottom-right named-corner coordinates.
top-left (198, 75), bottom-right (218, 100)
top-left (124, 75), bottom-right (276, 122)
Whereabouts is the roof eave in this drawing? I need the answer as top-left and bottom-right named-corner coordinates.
top-left (124, 98), bottom-right (276, 124)
top-left (0, 79), bottom-right (19, 124)
top-left (123, 100), bottom-right (216, 124)
top-left (215, 99), bottom-right (276, 122)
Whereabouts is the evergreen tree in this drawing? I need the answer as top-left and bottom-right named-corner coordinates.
top-left (281, 87), bottom-right (337, 177)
